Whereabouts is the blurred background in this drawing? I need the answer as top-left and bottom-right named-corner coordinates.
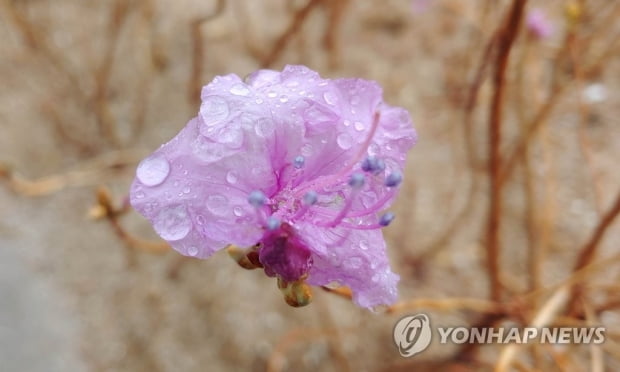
top-left (1, 0), bottom-right (619, 371)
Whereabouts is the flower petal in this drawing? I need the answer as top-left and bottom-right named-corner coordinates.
top-left (297, 223), bottom-right (399, 308)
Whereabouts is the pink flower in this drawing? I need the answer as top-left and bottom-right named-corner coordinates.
top-left (130, 65), bottom-right (416, 308)
top-left (526, 8), bottom-right (554, 39)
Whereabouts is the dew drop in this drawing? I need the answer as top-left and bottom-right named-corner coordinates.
top-left (206, 194), bottom-right (229, 216)
top-left (183, 186), bottom-right (191, 194)
top-left (286, 80), bottom-right (300, 88)
top-left (343, 120), bottom-right (351, 127)
top-left (360, 240), bottom-right (369, 250)
top-left (354, 121), bottom-right (365, 131)
top-left (229, 83), bottom-right (250, 96)
top-left (344, 256), bottom-right (363, 269)
top-left (323, 91), bottom-right (337, 105)
top-left (279, 95), bottom-right (289, 103)
top-left (187, 246), bottom-right (199, 256)
top-left (233, 206), bottom-right (244, 216)
top-left (267, 91), bottom-right (277, 98)
top-left (135, 191), bottom-right (145, 199)
top-left (136, 155), bottom-right (170, 187)
top-left (200, 96), bottom-right (229, 126)
top-left (255, 97), bottom-right (264, 104)
top-left (301, 143), bottom-right (314, 156)
top-left (226, 171), bottom-right (238, 184)
top-left (153, 205), bottom-right (191, 241)
top-left (255, 118), bottom-right (274, 137)
top-left (336, 132), bottom-right (353, 149)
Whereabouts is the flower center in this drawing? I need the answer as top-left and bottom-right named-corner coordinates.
top-left (258, 223), bottom-right (313, 282)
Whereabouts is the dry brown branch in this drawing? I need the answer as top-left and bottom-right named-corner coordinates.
top-left (568, 188), bottom-right (620, 314)
top-left (91, 187), bottom-right (169, 255)
top-left (266, 326), bottom-right (353, 372)
top-left (260, 0), bottom-right (322, 68)
top-left (387, 297), bottom-right (503, 315)
top-left (495, 286), bottom-right (570, 371)
top-left (0, 150), bottom-right (145, 197)
top-left (486, 0), bottom-right (527, 301)
top-left (322, 0), bottom-right (350, 69)
top-left (187, 0), bottom-right (226, 107)
top-left (92, 0), bottom-right (132, 147)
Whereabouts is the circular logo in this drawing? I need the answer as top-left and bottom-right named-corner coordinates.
top-left (393, 313), bottom-right (432, 357)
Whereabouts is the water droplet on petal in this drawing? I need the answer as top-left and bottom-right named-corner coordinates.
top-left (207, 194), bottom-right (229, 216)
top-left (135, 191), bottom-right (145, 199)
top-left (323, 91), bottom-right (337, 105)
top-left (336, 133), bottom-right (353, 149)
top-left (136, 155), bottom-right (170, 186)
top-left (360, 240), bottom-right (369, 250)
top-left (255, 118), bottom-right (275, 137)
top-left (354, 121), bottom-right (365, 131)
top-left (187, 246), bottom-right (199, 256)
top-left (229, 83), bottom-right (250, 96)
top-left (301, 143), bottom-right (314, 156)
top-left (255, 97), bottom-right (264, 104)
top-left (279, 95), bottom-right (289, 103)
top-left (344, 256), bottom-right (363, 269)
top-left (154, 205), bottom-right (191, 241)
top-left (286, 80), bottom-right (299, 88)
top-left (226, 171), bottom-right (238, 184)
top-left (200, 96), bottom-right (229, 126)
top-left (233, 206), bottom-right (244, 216)
top-left (267, 91), bottom-right (277, 98)
top-left (183, 186), bottom-right (191, 194)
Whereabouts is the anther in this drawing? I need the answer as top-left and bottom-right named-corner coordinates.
top-left (361, 156), bottom-right (385, 175)
top-left (248, 190), bottom-right (267, 207)
top-left (379, 212), bottom-right (396, 226)
top-left (266, 216), bottom-right (281, 230)
top-left (303, 191), bottom-right (318, 205)
top-left (385, 171), bottom-right (403, 188)
top-left (293, 155), bottom-right (305, 169)
top-left (348, 173), bottom-right (365, 189)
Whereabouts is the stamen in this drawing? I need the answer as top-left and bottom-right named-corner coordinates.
top-left (319, 173), bottom-right (365, 227)
top-left (266, 216), bottom-right (281, 230)
top-left (303, 191), bottom-right (318, 205)
top-left (292, 112), bottom-right (381, 197)
top-left (337, 212), bottom-right (396, 230)
top-left (293, 155), bottom-right (305, 169)
top-left (379, 212), bottom-right (395, 226)
top-left (248, 190), bottom-right (267, 207)
top-left (292, 191), bottom-right (318, 220)
top-left (385, 171), bottom-right (403, 187)
top-left (248, 190), bottom-right (268, 225)
top-left (348, 173), bottom-right (365, 189)
top-left (361, 156), bottom-right (385, 175)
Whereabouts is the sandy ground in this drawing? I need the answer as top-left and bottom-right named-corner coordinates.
top-left (1, 0), bottom-right (619, 371)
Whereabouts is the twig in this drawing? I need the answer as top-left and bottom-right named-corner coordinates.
top-left (0, 150), bottom-right (145, 197)
top-left (260, 0), bottom-right (322, 68)
top-left (322, 0), bottom-right (350, 69)
top-left (567, 188), bottom-right (620, 314)
top-left (495, 286), bottom-right (570, 372)
top-left (187, 0), bottom-right (226, 107)
top-left (486, 0), bottom-right (527, 301)
top-left (387, 297), bottom-right (503, 315)
top-left (92, 0), bottom-right (132, 147)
